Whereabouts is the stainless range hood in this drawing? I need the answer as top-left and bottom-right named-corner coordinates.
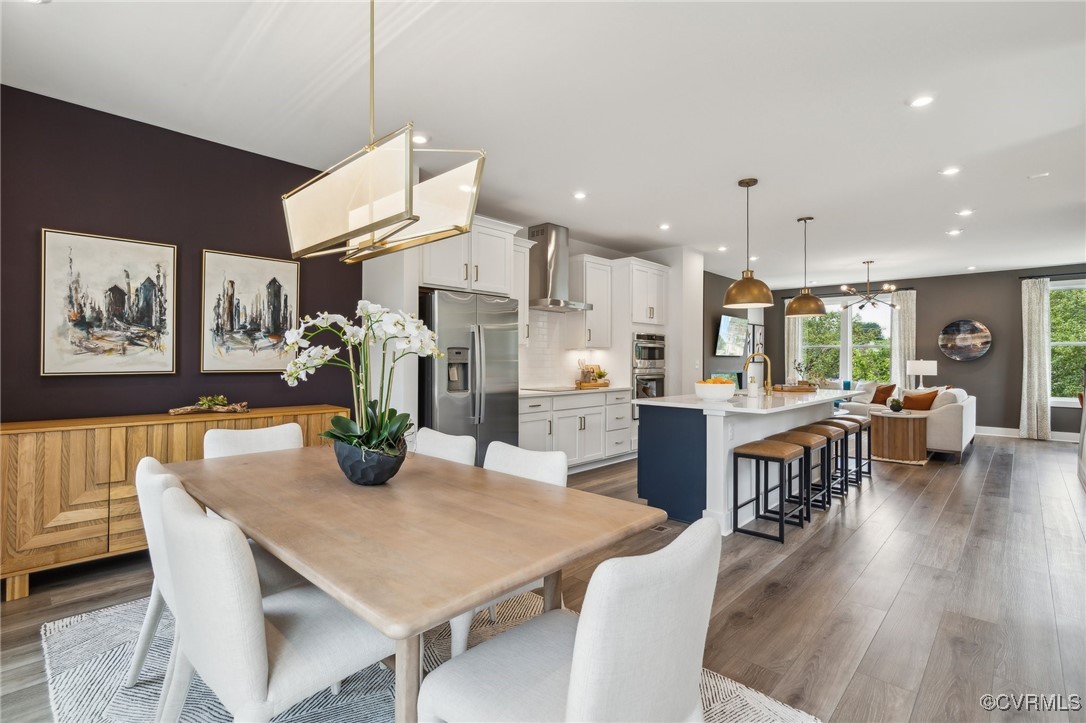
top-left (527, 223), bottom-right (593, 312)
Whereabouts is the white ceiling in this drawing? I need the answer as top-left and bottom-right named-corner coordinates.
top-left (3, 1), bottom-right (1084, 288)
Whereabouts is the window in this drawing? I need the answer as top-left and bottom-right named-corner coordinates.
top-left (798, 298), bottom-right (892, 383)
top-left (1050, 281), bottom-right (1086, 402)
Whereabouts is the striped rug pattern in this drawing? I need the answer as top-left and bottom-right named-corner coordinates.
top-left (42, 593), bottom-right (819, 722)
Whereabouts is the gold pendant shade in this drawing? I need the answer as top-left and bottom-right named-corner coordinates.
top-left (723, 178), bottom-right (774, 309)
top-left (785, 216), bottom-right (826, 317)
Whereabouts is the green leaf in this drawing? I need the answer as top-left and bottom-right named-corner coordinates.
top-left (330, 415), bottom-right (359, 436)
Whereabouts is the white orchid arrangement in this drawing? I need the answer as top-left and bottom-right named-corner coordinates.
top-left (282, 301), bottom-right (441, 456)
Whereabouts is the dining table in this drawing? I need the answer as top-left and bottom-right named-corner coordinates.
top-left (167, 445), bottom-right (666, 722)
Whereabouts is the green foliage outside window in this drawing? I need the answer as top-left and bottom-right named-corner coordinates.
top-left (1050, 288), bottom-right (1086, 398)
top-left (801, 309), bottom-right (891, 383)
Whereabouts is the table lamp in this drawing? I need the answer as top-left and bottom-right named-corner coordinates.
top-left (906, 359), bottom-right (938, 389)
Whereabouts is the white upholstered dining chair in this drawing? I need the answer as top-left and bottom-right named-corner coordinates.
top-left (446, 442), bottom-right (569, 657)
top-left (415, 427), bottom-right (476, 466)
top-left (157, 485), bottom-right (397, 723)
top-left (203, 422), bottom-right (303, 459)
top-left (419, 517), bottom-right (721, 722)
top-left (124, 458), bottom-right (302, 698)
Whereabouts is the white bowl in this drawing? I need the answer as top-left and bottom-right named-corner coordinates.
top-left (694, 382), bottom-right (736, 401)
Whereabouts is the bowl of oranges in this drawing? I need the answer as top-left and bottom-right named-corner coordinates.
top-left (694, 378), bottom-right (736, 401)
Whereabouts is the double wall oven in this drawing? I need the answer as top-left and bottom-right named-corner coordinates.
top-left (632, 333), bottom-right (665, 419)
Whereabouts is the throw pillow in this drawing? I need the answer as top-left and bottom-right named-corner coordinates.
top-left (853, 380), bottom-right (878, 404)
top-left (871, 383), bottom-right (896, 406)
top-left (930, 390), bottom-right (958, 410)
top-left (903, 389), bottom-right (939, 410)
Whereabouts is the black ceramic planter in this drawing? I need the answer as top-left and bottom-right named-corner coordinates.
top-left (333, 440), bottom-right (407, 486)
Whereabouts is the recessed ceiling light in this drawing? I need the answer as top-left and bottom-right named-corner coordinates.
top-left (1027, 172), bottom-right (1051, 180)
top-left (946, 229), bottom-right (964, 236)
top-left (749, 256), bottom-right (759, 261)
top-left (939, 166), bottom-right (961, 176)
top-left (955, 209), bottom-right (974, 216)
top-left (717, 246), bottom-right (727, 252)
top-left (658, 223), bottom-right (670, 231)
top-left (411, 133), bottom-right (429, 144)
top-left (908, 95), bottom-right (934, 108)
top-left (572, 191), bottom-right (587, 200)
top-left (458, 185), bottom-right (476, 193)
top-left (967, 266), bottom-right (976, 270)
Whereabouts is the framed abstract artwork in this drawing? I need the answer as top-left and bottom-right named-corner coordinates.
top-left (938, 319), bottom-right (992, 361)
top-left (41, 229), bottom-right (177, 376)
top-left (201, 250), bottom-right (300, 373)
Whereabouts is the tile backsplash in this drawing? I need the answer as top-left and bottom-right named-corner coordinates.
top-left (519, 311), bottom-right (627, 388)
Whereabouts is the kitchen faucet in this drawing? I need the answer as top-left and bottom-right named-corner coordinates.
top-left (742, 352), bottom-right (773, 395)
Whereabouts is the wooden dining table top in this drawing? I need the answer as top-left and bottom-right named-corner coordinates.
top-left (168, 446), bottom-right (666, 639)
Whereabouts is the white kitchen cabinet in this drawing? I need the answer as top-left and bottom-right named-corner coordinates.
top-left (512, 238), bottom-right (534, 346)
top-left (612, 258), bottom-right (668, 327)
top-left (564, 255), bottom-right (612, 349)
top-left (630, 264), bottom-right (666, 325)
top-left (420, 216), bottom-right (520, 296)
top-left (518, 391), bottom-right (632, 467)
top-left (518, 410), bottom-right (552, 452)
top-left (420, 235), bottom-right (471, 291)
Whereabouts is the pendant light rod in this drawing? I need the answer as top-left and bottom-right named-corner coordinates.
top-left (738, 178), bottom-right (757, 271)
top-left (369, 0), bottom-right (375, 145)
top-left (798, 216), bottom-right (814, 285)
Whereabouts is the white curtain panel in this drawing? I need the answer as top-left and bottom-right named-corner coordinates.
top-left (1020, 278), bottom-right (1051, 440)
top-left (890, 289), bottom-right (916, 390)
top-left (784, 315), bottom-right (804, 384)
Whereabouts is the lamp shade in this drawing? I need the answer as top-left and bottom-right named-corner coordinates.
top-left (723, 270), bottom-right (774, 309)
top-left (906, 359), bottom-right (938, 376)
top-left (785, 288), bottom-right (827, 317)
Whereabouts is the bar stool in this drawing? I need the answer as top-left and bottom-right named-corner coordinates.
top-left (733, 440), bottom-right (805, 543)
top-left (793, 423), bottom-right (848, 498)
top-left (832, 414), bottom-right (872, 478)
top-left (820, 417), bottom-right (863, 487)
top-left (767, 430), bottom-right (831, 518)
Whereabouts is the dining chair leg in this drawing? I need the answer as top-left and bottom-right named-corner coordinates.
top-left (155, 628), bottom-right (180, 722)
top-left (124, 579), bottom-right (165, 687)
top-left (487, 604), bottom-right (497, 623)
top-left (395, 635), bottom-right (422, 723)
top-left (331, 681), bottom-right (342, 695)
top-left (159, 643), bottom-right (194, 723)
top-left (449, 611), bottom-right (471, 657)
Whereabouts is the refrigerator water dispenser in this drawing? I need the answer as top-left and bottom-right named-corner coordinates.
top-left (446, 347), bottom-right (469, 393)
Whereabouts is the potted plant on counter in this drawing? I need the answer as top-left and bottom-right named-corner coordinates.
top-left (281, 301), bottom-right (441, 485)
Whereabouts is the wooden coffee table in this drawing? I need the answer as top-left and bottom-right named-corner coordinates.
top-left (870, 410), bottom-right (928, 465)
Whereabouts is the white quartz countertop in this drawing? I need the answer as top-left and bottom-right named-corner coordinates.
top-left (634, 389), bottom-right (856, 414)
top-left (519, 386), bottom-right (632, 398)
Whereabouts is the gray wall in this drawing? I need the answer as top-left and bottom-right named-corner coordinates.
top-left (765, 263), bottom-right (1086, 433)
top-left (703, 272), bottom-right (748, 385)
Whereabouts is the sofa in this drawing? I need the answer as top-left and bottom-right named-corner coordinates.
top-left (840, 387), bottom-right (977, 462)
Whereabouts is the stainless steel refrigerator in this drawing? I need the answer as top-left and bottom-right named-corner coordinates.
top-left (419, 289), bottom-right (519, 466)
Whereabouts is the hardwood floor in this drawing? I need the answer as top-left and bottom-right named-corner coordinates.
top-left (2, 436), bottom-right (1082, 722)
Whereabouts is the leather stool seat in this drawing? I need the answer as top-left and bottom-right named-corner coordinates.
top-left (793, 423), bottom-right (844, 441)
top-left (833, 414), bottom-right (871, 429)
top-left (766, 431), bottom-right (827, 450)
top-left (733, 440), bottom-right (804, 463)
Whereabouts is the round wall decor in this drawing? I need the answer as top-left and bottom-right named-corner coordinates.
top-left (938, 319), bottom-right (992, 361)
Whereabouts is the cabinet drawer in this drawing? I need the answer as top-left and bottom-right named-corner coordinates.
top-left (605, 390), bottom-right (631, 405)
top-left (606, 405), bottom-right (631, 431)
top-left (552, 393), bottom-right (606, 411)
top-left (519, 397), bottom-right (553, 414)
top-left (606, 429), bottom-right (631, 456)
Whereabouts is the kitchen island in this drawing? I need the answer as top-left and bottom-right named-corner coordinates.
top-left (635, 389), bottom-right (855, 533)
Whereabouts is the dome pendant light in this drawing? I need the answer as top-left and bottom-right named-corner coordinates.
top-left (723, 178), bottom-right (774, 309)
top-left (785, 217), bottom-right (827, 317)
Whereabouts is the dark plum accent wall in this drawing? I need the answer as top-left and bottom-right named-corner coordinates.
top-left (764, 264), bottom-right (1086, 433)
top-left (1, 86), bottom-right (361, 422)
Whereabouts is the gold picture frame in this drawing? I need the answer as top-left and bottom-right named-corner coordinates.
top-left (41, 228), bottom-right (177, 376)
top-left (200, 249), bottom-right (300, 373)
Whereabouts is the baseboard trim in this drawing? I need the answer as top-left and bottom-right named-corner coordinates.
top-left (976, 426), bottom-right (1080, 443)
top-left (570, 451), bottom-right (637, 473)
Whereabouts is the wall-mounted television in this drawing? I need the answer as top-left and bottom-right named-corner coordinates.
top-left (715, 316), bottom-right (749, 357)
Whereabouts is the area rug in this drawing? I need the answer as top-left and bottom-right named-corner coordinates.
top-left (42, 593), bottom-right (819, 723)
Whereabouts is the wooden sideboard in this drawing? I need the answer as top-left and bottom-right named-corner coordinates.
top-left (0, 404), bottom-right (347, 601)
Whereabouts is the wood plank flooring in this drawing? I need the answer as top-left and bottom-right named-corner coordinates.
top-left (1, 435), bottom-right (1082, 722)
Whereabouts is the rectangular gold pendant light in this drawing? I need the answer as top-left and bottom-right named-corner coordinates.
top-left (281, 0), bottom-right (485, 264)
